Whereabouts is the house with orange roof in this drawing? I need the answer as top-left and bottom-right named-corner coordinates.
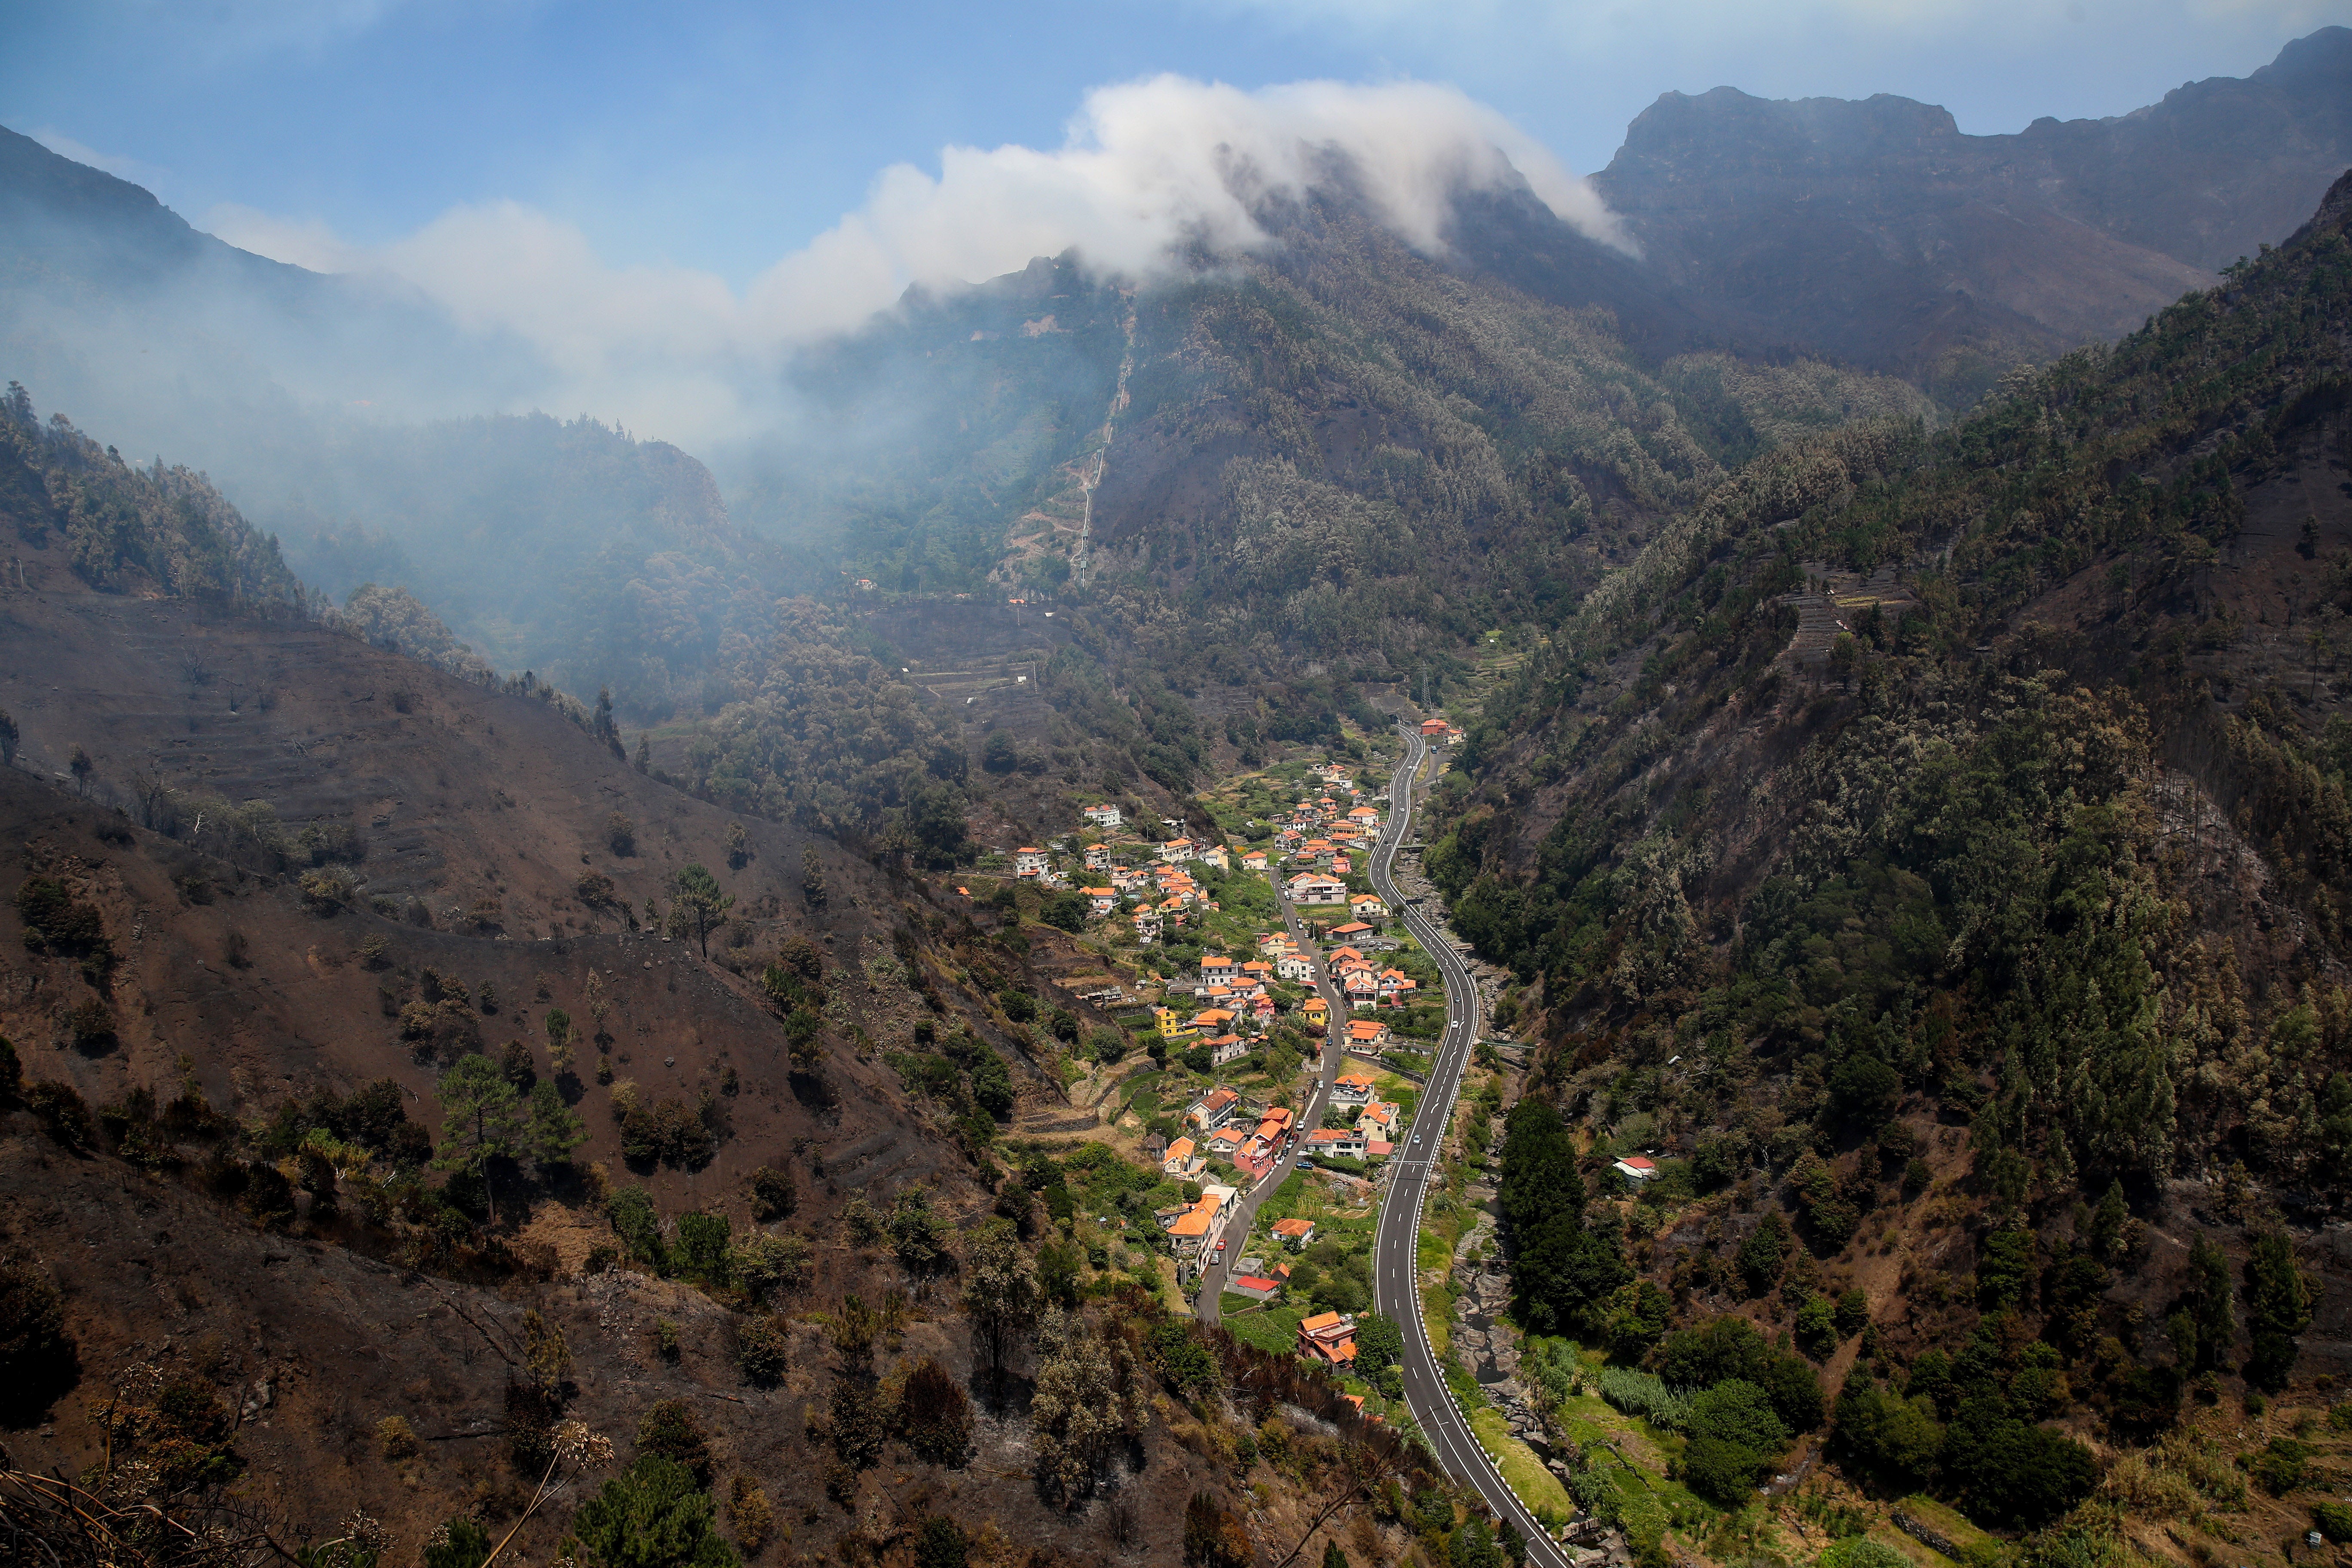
top-left (1275, 952), bottom-right (1315, 983)
top-left (1241, 848), bottom-right (1269, 872)
top-left (1191, 1008), bottom-right (1239, 1035)
top-left (1210, 1034), bottom-right (1249, 1067)
top-left (1297, 1311), bottom-right (1358, 1365)
top-left (1200, 955), bottom-right (1239, 983)
top-left (1420, 717), bottom-right (1449, 738)
top-left (1332, 1072), bottom-right (1376, 1106)
top-left (1302, 995), bottom-right (1330, 1027)
top-left (1376, 968), bottom-right (1417, 1006)
top-left (1306, 1127), bottom-right (1367, 1159)
top-left (1357, 1101), bottom-right (1400, 1138)
top-left (1161, 1136), bottom-right (1202, 1177)
top-left (1346, 1018), bottom-right (1391, 1054)
top-left (1185, 1087), bottom-right (1242, 1130)
top-left (1159, 838), bottom-right (1194, 864)
top-left (1329, 854), bottom-right (1351, 876)
top-left (1206, 1125), bottom-right (1249, 1158)
top-left (1351, 893), bottom-right (1390, 919)
top-left (1083, 886), bottom-right (1118, 916)
top-left (1014, 847), bottom-right (1047, 877)
top-left (1326, 946), bottom-right (1365, 966)
top-left (1327, 921), bottom-right (1376, 942)
top-left (1271, 1216), bottom-right (1317, 1247)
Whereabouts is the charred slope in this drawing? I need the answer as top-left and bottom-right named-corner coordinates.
top-left (1595, 27), bottom-right (2352, 402)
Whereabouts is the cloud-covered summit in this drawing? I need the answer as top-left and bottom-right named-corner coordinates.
top-left (207, 75), bottom-right (1625, 444)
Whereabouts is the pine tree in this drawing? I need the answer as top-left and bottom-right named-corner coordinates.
top-left (433, 1054), bottom-right (525, 1224)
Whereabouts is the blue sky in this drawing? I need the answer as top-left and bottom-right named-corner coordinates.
top-left (7, 0), bottom-right (2348, 288)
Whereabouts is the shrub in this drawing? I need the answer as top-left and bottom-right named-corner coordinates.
top-left (423, 1517), bottom-right (492, 1568)
top-left (898, 1355), bottom-right (974, 1466)
top-left (377, 1414), bottom-right (419, 1460)
top-left (1831, 1385), bottom-right (1942, 1486)
top-left (2313, 1501), bottom-right (2352, 1544)
top-left (915, 1516), bottom-right (970, 1568)
top-left (1942, 1393), bottom-right (2098, 1527)
top-left (738, 1315), bottom-right (790, 1387)
top-left (749, 1164), bottom-right (797, 1221)
top-left (607, 1185), bottom-right (664, 1267)
top-left (727, 1475), bottom-right (775, 1555)
top-left (566, 1455), bottom-right (739, 1568)
top-left (1595, 1366), bottom-right (1687, 1430)
top-left (732, 1232), bottom-right (811, 1303)
top-left (65, 999), bottom-right (114, 1054)
top-left (675, 1213), bottom-right (732, 1283)
top-left (635, 1398), bottom-right (714, 1486)
top-left (2248, 1436), bottom-right (2312, 1495)
top-left (25, 1081), bottom-right (95, 1151)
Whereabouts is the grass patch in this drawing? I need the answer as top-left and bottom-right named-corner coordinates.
top-left (1467, 1405), bottom-right (1576, 1525)
top-left (1893, 1496), bottom-right (1994, 1555)
top-left (1225, 1303), bottom-right (1308, 1357)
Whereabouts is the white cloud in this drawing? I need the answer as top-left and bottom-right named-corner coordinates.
top-left (206, 74), bottom-right (1626, 444)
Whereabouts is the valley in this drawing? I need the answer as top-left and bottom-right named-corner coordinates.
top-left (5, 25), bottom-right (2352, 1568)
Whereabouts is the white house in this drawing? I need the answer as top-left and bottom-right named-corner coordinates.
top-left (1083, 886), bottom-right (1118, 916)
top-left (1159, 838), bottom-right (1195, 864)
top-left (1612, 1156), bottom-right (1658, 1182)
top-left (1351, 894), bottom-right (1390, 919)
top-left (1287, 874), bottom-right (1348, 906)
top-left (1275, 953), bottom-right (1315, 984)
top-left (1210, 1035), bottom-right (1249, 1066)
top-left (1083, 804), bottom-right (1123, 827)
top-left (1014, 847), bottom-right (1048, 877)
top-left (1305, 1127), bottom-right (1367, 1160)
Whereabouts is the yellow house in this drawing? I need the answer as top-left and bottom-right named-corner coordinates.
top-left (1154, 1005), bottom-right (1198, 1041)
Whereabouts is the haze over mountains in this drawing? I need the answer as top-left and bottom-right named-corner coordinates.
top-left (6, 28), bottom-right (2352, 1568)
top-left (2, 31), bottom-right (2344, 730)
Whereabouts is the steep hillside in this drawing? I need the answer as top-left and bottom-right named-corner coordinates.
top-left (1596, 27), bottom-right (2352, 402)
top-left (0, 412), bottom-right (1455, 1568)
top-left (1419, 171), bottom-right (2352, 1561)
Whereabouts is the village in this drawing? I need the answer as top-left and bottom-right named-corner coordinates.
top-left (956, 734), bottom-right (1467, 1393)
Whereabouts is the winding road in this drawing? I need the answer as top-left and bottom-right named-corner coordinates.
top-left (1369, 725), bottom-right (1568, 1567)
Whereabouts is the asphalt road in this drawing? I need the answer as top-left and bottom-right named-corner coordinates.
top-left (1369, 726), bottom-right (1569, 1567)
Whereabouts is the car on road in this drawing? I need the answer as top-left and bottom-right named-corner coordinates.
top-left (1298, 1158), bottom-right (1315, 1170)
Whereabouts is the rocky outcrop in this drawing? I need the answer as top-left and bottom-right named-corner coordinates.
top-left (1592, 28), bottom-right (2352, 398)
